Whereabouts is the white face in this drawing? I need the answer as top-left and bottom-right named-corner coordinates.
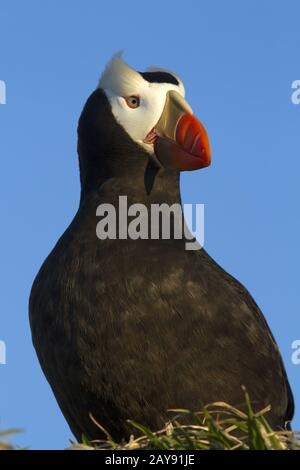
top-left (99, 54), bottom-right (185, 154)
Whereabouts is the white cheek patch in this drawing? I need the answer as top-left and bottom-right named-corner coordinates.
top-left (104, 82), bottom-right (184, 153)
top-left (99, 54), bottom-right (186, 153)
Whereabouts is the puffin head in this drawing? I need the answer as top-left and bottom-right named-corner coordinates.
top-left (77, 54), bottom-right (211, 195)
top-left (99, 53), bottom-right (211, 172)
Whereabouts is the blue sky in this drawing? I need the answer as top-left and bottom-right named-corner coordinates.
top-left (0, 0), bottom-right (299, 450)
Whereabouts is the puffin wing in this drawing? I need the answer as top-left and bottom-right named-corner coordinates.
top-left (199, 249), bottom-right (294, 428)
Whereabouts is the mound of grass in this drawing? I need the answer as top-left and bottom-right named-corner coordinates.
top-left (1, 390), bottom-right (299, 450)
top-left (71, 390), bottom-right (299, 451)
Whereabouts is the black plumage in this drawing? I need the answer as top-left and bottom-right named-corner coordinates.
top-left (29, 88), bottom-right (294, 441)
top-left (139, 71), bottom-right (179, 85)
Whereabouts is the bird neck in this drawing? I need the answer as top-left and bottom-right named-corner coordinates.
top-left (80, 163), bottom-right (181, 209)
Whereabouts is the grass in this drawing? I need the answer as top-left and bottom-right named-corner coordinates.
top-left (0, 429), bottom-right (22, 450)
top-left (70, 389), bottom-right (300, 451)
top-left (1, 389), bottom-right (299, 450)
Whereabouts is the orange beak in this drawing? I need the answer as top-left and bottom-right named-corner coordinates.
top-left (152, 91), bottom-right (211, 171)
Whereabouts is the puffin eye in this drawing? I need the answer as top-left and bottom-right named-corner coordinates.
top-left (124, 95), bottom-right (140, 109)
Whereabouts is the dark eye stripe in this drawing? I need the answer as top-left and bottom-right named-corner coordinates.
top-left (139, 71), bottom-right (179, 86)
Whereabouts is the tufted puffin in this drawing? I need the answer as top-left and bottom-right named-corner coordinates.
top-left (29, 54), bottom-right (294, 441)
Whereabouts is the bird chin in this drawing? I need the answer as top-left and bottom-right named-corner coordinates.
top-left (139, 139), bottom-right (155, 154)
top-left (138, 139), bottom-right (163, 168)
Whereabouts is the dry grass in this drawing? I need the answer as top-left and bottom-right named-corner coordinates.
top-left (70, 389), bottom-right (300, 451)
top-left (1, 389), bottom-right (299, 450)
